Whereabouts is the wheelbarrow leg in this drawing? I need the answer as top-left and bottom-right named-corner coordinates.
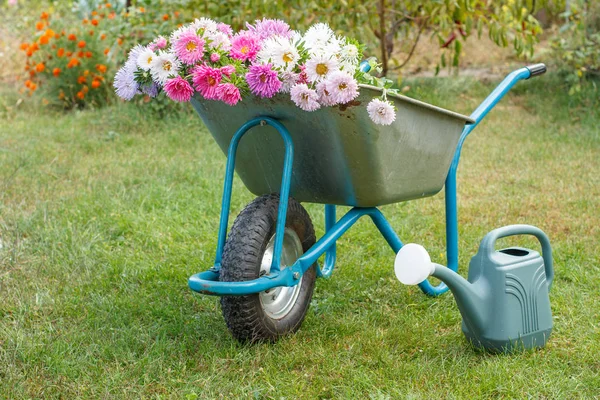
top-left (316, 204), bottom-right (337, 278)
top-left (213, 116), bottom-right (295, 274)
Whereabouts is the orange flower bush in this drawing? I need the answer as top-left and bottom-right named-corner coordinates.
top-left (19, 11), bottom-right (112, 107)
top-left (18, 3), bottom-right (184, 109)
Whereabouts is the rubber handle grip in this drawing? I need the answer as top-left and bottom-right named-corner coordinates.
top-left (480, 224), bottom-right (553, 291)
top-left (526, 63), bottom-right (547, 78)
top-left (359, 60), bottom-right (371, 73)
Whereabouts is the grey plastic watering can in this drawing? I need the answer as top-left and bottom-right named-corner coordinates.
top-left (395, 224), bottom-right (554, 353)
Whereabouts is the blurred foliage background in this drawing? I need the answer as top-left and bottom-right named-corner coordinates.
top-left (0, 0), bottom-right (597, 110)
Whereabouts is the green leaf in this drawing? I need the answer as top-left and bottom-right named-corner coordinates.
top-left (453, 40), bottom-right (462, 67)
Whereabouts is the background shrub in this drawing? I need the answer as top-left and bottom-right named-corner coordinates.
top-left (14, 1), bottom-right (185, 109)
top-left (551, 0), bottom-right (599, 94)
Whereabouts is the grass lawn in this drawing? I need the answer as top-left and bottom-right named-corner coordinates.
top-left (0, 75), bottom-right (598, 399)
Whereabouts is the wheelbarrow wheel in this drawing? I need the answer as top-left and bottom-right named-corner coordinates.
top-left (220, 193), bottom-right (316, 343)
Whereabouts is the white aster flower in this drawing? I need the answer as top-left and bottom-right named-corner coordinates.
top-left (192, 17), bottom-right (218, 34)
top-left (303, 23), bottom-right (342, 57)
top-left (150, 51), bottom-right (180, 85)
top-left (339, 43), bottom-right (359, 73)
top-left (340, 44), bottom-right (359, 63)
top-left (339, 61), bottom-right (357, 74)
top-left (305, 54), bottom-right (339, 83)
top-left (323, 36), bottom-right (342, 54)
top-left (137, 47), bottom-right (156, 71)
top-left (290, 30), bottom-right (303, 45)
top-left (303, 23), bottom-right (335, 50)
top-left (290, 83), bottom-right (321, 111)
top-left (367, 98), bottom-right (396, 125)
top-left (170, 25), bottom-right (191, 43)
top-left (205, 30), bottom-right (231, 51)
top-left (256, 36), bottom-right (300, 71)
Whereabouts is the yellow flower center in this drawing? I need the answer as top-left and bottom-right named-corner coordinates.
top-left (240, 45), bottom-right (249, 54)
top-left (186, 41), bottom-right (197, 51)
top-left (316, 63), bottom-right (328, 76)
top-left (163, 61), bottom-right (172, 71)
top-left (282, 52), bottom-right (293, 63)
top-left (208, 76), bottom-right (216, 86)
top-left (301, 93), bottom-right (308, 101)
top-left (147, 56), bottom-right (153, 64)
top-left (338, 83), bottom-right (347, 90)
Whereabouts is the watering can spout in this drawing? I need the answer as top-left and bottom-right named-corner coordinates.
top-left (394, 244), bottom-right (488, 335)
top-left (430, 264), bottom-right (488, 334)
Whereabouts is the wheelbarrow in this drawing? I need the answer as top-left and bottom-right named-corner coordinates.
top-left (187, 63), bottom-right (547, 343)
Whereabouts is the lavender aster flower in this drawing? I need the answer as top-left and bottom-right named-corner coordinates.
top-left (114, 45), bottom-right (144, 100)
top-left (246, 18), bottom-right (292, 40)
top-left (140, 82), bottom-right (159, 98)
top-left (126, 45), bottom-right (145, 66)
top-left (114, 61), bottom-right (138, 100)
top-left (245, 63), bottom-right (282, 98)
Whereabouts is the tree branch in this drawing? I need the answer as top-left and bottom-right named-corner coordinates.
top-left (390, 21), bottom-right (425, 70)
top-left (378, 0), bottom-right (388, 76)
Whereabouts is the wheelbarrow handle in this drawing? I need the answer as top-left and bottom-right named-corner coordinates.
top-left (526, 63), bottom-right (547, 78)
top-left (359, 60), bottom-right (372, 73)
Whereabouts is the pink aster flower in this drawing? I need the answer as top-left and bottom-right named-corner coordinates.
top-left (246, 63), bottom-right (282, 98)
top-left (290, 83), bottom-right (321, 112)
top-left (280, 71), bottom-right (299, 93)
top-left (367, 98), bottom-right (396, 125)
top-left (216, 22), bottom-right (233, 37)
top-left (246, 18), bottom-right (292, 40)
top-left (324, 70), bottom-right (359, 104)
top-left (296, 64), bottom-right (310, 85)
top-left (149, 36), bottom-right (168, 51)
top-left (220, 65), bottom-right (236, 77)
top-left (164, 76), bottom-right (194, 102)
top-left (316, 81), bottom-right (337, 106)
top-left (210, 53), bottom-right (220, 63)
top-left (173, 30), bottom-right (205, 65)
top-left (229, 31), bottom-right (261, 62)
top-left (192, 64), bottom-right (222, 99)
top-left (216, 83), bottom-right (242, 106)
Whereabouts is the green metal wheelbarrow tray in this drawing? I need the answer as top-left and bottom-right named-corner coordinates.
top-left (187, 63), bottom-right (547, 342)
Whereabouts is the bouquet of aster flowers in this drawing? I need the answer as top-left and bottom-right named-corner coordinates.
top-left (114, 18), bottom-right (397, 126)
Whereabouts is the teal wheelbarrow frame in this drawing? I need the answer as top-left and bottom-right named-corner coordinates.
top-left (187, 63), bottom-right (547, 341)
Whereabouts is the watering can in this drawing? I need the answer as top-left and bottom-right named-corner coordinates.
top-left (395, 225), bottom-right (554, 353)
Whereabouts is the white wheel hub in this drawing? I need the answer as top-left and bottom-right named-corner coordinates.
top-left (259, 228), bottom-right (304, 319)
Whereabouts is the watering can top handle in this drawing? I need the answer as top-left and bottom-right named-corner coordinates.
top-left (481, 224), bottom-right (554, 290)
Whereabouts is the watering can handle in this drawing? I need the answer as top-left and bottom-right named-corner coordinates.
top-left (480, 224), bottom-right (553, 290)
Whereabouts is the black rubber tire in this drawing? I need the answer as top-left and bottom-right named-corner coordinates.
top-left (219, 193), bottom-right (316, 343)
